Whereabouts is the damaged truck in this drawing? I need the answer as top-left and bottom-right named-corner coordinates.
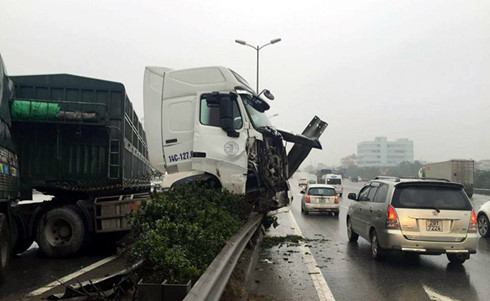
top-left (143, 66), bottom-right (327, 210)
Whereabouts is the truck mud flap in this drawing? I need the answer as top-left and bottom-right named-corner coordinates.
top-left (277, 116), bottom-right (327, 177)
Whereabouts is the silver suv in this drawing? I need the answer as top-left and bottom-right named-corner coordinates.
top-left (346, 176), bottom-right (478, 264)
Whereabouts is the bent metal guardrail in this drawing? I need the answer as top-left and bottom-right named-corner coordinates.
top-left (184, 212), bottom-right (263, 301)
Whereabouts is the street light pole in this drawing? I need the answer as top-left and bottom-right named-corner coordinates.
top-left (235, 38), bottom-right (282, 93)
top-left (256, 46), bottom-right (259, 93)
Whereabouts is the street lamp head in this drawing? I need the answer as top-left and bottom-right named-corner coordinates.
top-left (235, 39), bottom-right (246, 45)
top-left (270, 38), bottom-right (281, 44)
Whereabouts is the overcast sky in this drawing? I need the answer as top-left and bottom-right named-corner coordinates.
top-left (1, 0), bottom-right (489, 166)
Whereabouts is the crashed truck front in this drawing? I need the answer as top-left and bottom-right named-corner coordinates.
top-left (143, 66), bottom-right (327, 210)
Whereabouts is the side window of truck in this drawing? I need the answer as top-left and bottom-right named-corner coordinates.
top-left (200, 98), bottom-right (243, 129)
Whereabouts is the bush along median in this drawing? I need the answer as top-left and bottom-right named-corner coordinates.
top-left (120, 183), bottom-right (252, 285)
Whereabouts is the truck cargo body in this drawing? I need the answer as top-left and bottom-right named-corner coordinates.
top-left (419, 160), bottom-right (474, 197)
top-left (0, 54), bottom-right (16, 278)
top-left (10, 74), bottom-right (151, 197)
top-left (0, 69), bottom-right (152, 264)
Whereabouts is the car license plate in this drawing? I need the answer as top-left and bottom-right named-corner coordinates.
top-left (319, 197), bottom-right (326, 203)
top-left (426, 220), bottom-right (442, 232)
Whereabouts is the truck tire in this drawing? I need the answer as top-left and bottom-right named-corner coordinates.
top-left (10, 208), bottom-right (33, 255)
top-left (36, 207), bottom-right (85, 258)
top-left (0, 214), bottom-right (10, 282)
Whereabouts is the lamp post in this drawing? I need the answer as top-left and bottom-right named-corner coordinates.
top-left (235, 38), bottom-right (281, 93)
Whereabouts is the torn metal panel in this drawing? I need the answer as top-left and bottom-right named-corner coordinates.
top-left (284, 116), bottom-right (328, 177)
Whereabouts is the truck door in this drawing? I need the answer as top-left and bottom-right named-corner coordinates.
top-left (192, 92), bottom-right (248, 193)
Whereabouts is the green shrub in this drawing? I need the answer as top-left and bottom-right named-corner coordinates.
top-left (121, 184), bottom-right (251, 284)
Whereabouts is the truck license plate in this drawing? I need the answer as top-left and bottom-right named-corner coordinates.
top-left (426, 220), bottom-right (442, 232)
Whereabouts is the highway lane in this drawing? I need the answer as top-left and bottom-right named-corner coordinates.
top-left (290, 172), bottom-right (490, 301)
top-left (0, 240), bottom-right (119, 300)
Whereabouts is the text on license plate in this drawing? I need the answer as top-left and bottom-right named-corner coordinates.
top-left (426, 220), bottom-right (442, 232)
top-left (319, 197), bottom-right (326, 203)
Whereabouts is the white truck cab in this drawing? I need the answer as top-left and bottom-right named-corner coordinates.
top-left (144, 66), bottom-right (327, 210)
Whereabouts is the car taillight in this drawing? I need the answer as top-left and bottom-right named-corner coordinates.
top-left (468, 210), bottom-right (477, 233)
top-left (305, 194), bottom-right (311, 203)
top-left (334, 195), bottom-right (339, 204)
top-left (385, 205), bottom-right (400, 229)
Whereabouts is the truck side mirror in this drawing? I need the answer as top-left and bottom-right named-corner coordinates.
top-left (219, 95), bottom-right (239, 138)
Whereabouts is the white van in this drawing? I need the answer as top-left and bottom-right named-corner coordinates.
top-left (325, 174), bottom-right (343, 196)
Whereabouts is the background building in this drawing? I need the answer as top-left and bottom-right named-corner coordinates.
top-left (357, 137), bottom-right (414, 167)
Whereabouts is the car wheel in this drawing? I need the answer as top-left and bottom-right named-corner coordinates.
top-left (447, 253), bottom-right (467, 264)
top-left (370, 230), bottom-right (386, 260)
top-left (339, 193), bottom-right (343, 197)
top-left (347, 217), bottom-right (358, 242)
top-left (477, 214), bottom-right (490, 237)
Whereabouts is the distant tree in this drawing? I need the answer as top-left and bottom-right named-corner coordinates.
top-left (386, 161), bottom-right (423, 177)
top-left (475, 171), bottom-right (490, 189)
top-left (304, 165), bottom-right (315, 174)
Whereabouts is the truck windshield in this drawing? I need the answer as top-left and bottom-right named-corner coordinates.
top-left (240, 94), bottom-right (272, 128)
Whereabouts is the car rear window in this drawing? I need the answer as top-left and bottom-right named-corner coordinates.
top-left (391, 185), bottom-right (472, 210)
top-left (327, 179), bottom-right (341, 185)
top-left (308, 187), bottom-right (336, 196)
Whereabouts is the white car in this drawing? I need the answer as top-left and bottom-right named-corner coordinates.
top-left (477, 201), bottom-right (490, 237)
top-left (301, 184), bottom-right (339, 216)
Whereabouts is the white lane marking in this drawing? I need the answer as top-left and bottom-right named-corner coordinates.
top-left (288, 211), bottom-right (336, 301)
top-left (28, 255), bottom-right (118, 296)
top-left (423, 285), bottom-right (459, 301)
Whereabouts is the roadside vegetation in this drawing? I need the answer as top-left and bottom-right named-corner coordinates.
top-left (120, 184), bottom-right (252, 284)
top-left (475, 171), bottom-right (490, 189)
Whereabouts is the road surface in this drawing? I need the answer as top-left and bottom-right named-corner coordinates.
top-left (248, 172), bottom-right (490, 301)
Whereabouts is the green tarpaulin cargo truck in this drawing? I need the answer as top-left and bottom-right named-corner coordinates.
top-left (0, 54), bottom-right (151, 278)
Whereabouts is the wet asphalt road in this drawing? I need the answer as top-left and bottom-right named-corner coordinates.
top-left (0, 242), bottom-right (117, 300)
top-left (290, 172), bottom-right (490, 301)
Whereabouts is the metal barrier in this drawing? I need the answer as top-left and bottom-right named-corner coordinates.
top-left (183, 212), bottom-right (263, 301)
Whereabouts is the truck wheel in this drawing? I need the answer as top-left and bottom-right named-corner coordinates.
top-left (10, 208), bottom-right (33, 255)
top-left (0, 214), bottom-right (10, 282)
top-left (36, 207), bottom-right (85, 257)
